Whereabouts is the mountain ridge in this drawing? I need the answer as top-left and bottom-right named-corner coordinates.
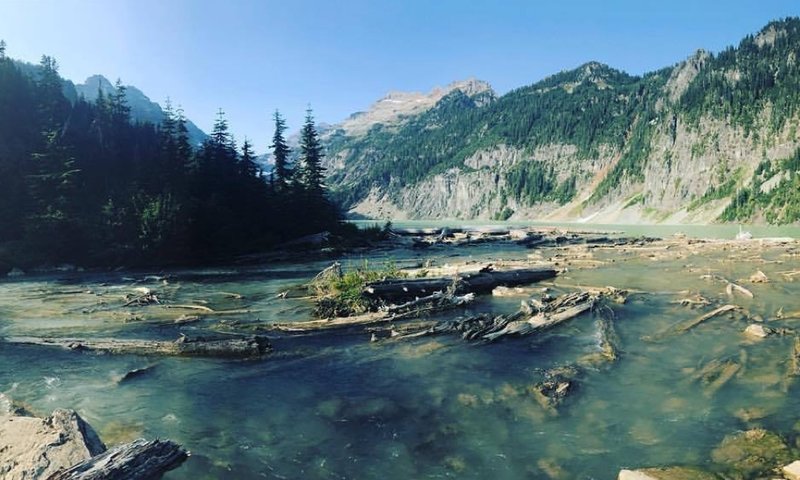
top-left (74, 74), bottom-right (207, 147)
top-left (322, 17), bottom-right (800, 225)
top-left (10, 61), bottom-right (207, 147)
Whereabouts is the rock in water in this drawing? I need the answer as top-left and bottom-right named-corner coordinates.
top-left (711, 428), bottom-right (794, 477)
top-left (743, 324), bottom-right (770, 339)
top-left (0, 409), bottom-right (105, 479)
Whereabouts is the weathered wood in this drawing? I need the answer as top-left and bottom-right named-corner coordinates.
top-left (272, 293), bottom-right (475, 332)
top-left (6, 335), bottom-right (271, 359)
top-left (688, 357), bottom-right (741, 397)
top-left (790, 337), bottom-right (800, 377)
top-left (1, 408), bottom-right (106, 479)
top-left (163, 304), bottom-right (214, 313)
top-left (364, 267), bottom-right (557, 302)
top-left (579, 311), bottom-right (620, 366)
top-left (48, 438), bottom-right (188, 480)
top-left (726, 281), bottom-right (754, 298)
top-left (483, 297), bottom-right (594, 341)
top-left (645, 304), bottom-right (739, 341)
top-left (704, 361), bottom-right (741, 397)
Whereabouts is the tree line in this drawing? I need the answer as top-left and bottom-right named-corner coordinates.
top-left (0, 44), bottom-right (340, 272)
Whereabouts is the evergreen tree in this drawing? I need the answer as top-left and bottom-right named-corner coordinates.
top-left (0, 40), bottom-right (6, 60)
top-left (240, 138), bottom-right (259, 178)
top-left (27, 129), bottom-right (82, 261)
top-left (159, 98), bottom-right (180, 177)
top-left (270, 110), bottom-right (292, 189)
top-left (36, 55), bottom-right (68, 130)
top-left (299, 107), bottom-right (325, 198)
top-left (171, 106), bottom-right (191, 173)
top-left (110, 79), bottom-right (131, 126)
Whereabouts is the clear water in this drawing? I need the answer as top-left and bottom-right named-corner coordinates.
top-left (1, 233), bottom-right (799, 479)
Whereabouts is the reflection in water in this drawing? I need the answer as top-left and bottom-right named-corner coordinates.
top-left (1, 237), bottom-right (799, 479)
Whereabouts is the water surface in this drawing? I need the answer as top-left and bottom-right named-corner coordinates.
top-left (2, 230), bottom-right (799, 479)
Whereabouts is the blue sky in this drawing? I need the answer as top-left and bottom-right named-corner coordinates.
top-left (0, 0), bottom-right (797, 152)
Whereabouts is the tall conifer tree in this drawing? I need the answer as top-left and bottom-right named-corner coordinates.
top-left (299, 107), bottom-right (325, 198)
top-left (270, 110), bottom-right (291, 190)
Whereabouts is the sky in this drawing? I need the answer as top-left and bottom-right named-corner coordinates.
top-left (0, 0), bottom-right (798, 153)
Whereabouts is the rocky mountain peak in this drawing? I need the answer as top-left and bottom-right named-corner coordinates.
top-left (445, 78), bottom-right (494, 97)
top-left (335, 78), bottom-right (494, 136)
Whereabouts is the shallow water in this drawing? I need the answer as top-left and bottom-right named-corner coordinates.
top-left (2, 233), bottom-right (800, 479)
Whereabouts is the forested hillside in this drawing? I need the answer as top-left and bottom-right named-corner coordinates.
top-left (0, 42), bottom-right (339, 272)
top-left (324, 18), bottom-right (800, 224)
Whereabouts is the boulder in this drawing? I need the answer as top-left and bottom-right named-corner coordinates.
top-left (0, 409), bottom-right (105, 479)
top-left (743, 324), bottom-right (770, 339)
top-left (784, 460), bottom-right (800, 480)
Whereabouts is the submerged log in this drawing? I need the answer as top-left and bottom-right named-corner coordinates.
top-left (49, 438), bottom-right (188, 480)
top-left (645, 304), bottom-right (739, 341)
top-left (688, 358), bottom-right (741, 397)
top-left (364, 267), bottom-right (557, 302)
top-left (579, 311), bottom-right (620, 367)
top-left (6, 335), bottom-right (271, 359)
top-left (790, 337), bottom-right (800, 377)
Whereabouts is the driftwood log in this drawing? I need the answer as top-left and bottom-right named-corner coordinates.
top-left (391, 290), bottom-right (598, 343)
top-left (644, 304), bottom-right (740, 341)
top-left (6, 335), bottom-right (271, 359)
top-left (272, 293), bottom-right (475, 333)
top-left (48, 439), bottom-right (188, 480)
top-left (364, 267), bottom-right (557, 302)
top-left (483, 293), bottom-right (595, 341)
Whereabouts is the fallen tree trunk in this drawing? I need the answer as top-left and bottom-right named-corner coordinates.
top-left (272, 293), bottom-right (475, 333)
top-left (48, 438), bottom-right (188, 480)
top-left (6, 335), bottom-right (271, 359)
top-left (364, 267), bottom-right (557, 302)
top-left (579, 311), bottom-right (620, 367)
top-left (791, 337), bottom-right (800, 377)
top-left (645, 304), bottom-right (740, 341)
top-left (483, 297), bottom-right (594, 341)
top-left (389, 290), bottom-right (600, 343)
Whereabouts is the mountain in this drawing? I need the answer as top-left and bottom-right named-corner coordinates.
top-left (74, 75), bottom-right (207, 147)
top-left (10, 62), bottom-right (208, 148)
top-left (323, 18), bottom-right (800, 225)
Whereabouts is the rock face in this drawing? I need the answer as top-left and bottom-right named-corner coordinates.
top-left (0, 408), bottom-right (105, 479)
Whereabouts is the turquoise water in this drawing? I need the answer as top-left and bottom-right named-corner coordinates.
top-left (352, 219), bottom-right (800, 240)
top-left (1, 238), bottom-right (799, 478)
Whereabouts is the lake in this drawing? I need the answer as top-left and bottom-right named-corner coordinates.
top-left (2, 223), bottom-right (799, 478)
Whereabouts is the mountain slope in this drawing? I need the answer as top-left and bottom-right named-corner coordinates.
top-left (74, 75), bottom-right (207, 147)
top-left (12, 62), bottom-right (207, 148)
top-left (324, 18), bottom-right (800, 225)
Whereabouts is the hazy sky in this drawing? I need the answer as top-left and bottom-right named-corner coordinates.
top-left (0, 0), bottom-right (797, 152)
